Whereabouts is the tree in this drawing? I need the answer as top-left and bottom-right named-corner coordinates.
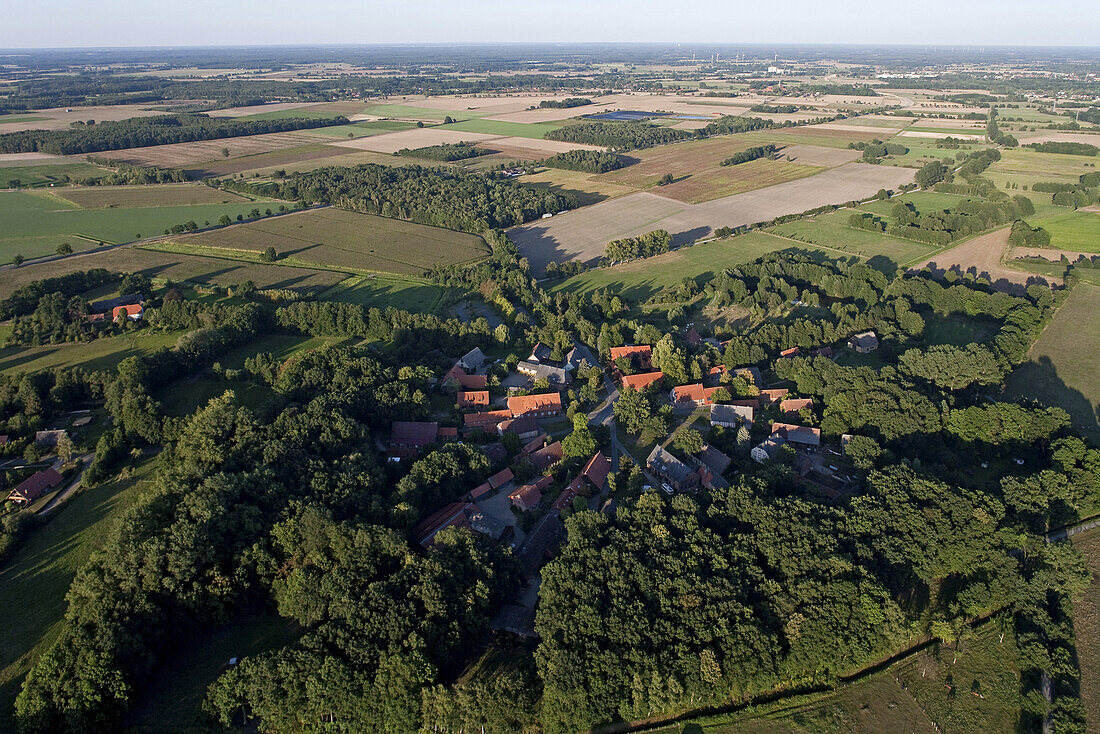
top-left (260, 247), bottom-right (278, 263)
top-left (843, 435), bottom-right (882, 469)
top-left (55, 243), bottom-right (72, 255)
top-left (672, 428), bottom-right (703, 455)
top-left (659, 173), bottom-right (674, 186)
top-left (563, 415), bottom-right (597, 459)
top-left (221, 147), bottom-right (230, 158)
top-left (12, 254), bottom-right (24, 266)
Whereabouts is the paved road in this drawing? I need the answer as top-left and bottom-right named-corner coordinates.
top-left (40, 452), bottom-right (95, 514)
top-left (577, 344), bottom-right (626, 466)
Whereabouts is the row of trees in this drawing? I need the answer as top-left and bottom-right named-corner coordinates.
top-left (541, 149), bottom-right (627, 173)
top-left (719, 144), bottom-right (775, 167)
top-left (603, 229), bottom-right (672, 264)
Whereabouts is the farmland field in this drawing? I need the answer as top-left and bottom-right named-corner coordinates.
top-left (1003, 283), bottom-right (1100, 443)
top-left (769, 218), bottom-right (939, 265)
top-left (1071, 526), bottom-right (1100, 732)
top-left (0, 161), bottom-right (112, 186)
top-left (0, 190), bottom-right (277, 263)
top-left (51, 183), bottom-right (253, 209)
top-left (651, 159), bottom-right (825, 204)
top-left (173, 207), bottom-right (490, 275)
top-left (0, 329), bottom-right (186, 375)
top-left (105, 130), bottom-right (337, 168)
top-left (436, 117), bottom-right (564, 139)
top-left (319, 275), bottom-right (456, 311)
top-left (1031, 209), bottom-right (1100, 253)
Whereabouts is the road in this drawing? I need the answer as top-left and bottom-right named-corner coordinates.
top-left (577, 343), bottom-right (626, 466)
top-left (39, 452), bottom-right (95, 514)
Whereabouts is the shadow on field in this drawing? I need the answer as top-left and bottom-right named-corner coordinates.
top-left (1005, 355), bottom-right (1100, 445)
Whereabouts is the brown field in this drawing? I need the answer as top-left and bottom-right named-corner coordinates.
top-left (52, 184), bottom-right (253, 209)
top-left (329, 128), bottom-right (500, 153)
top-left (511, 162), bottom-right (915, 273)
top-left (911, 227), bottom-right (1054, 294)
top-left (1071, 526), bottom-right (1100, 732)
top-left (174, 207), bottom-right (489, 276)
top-left (813, 122), bottom-right (909, 135)
top-left (104, 131), bottom-right (334, 167)
top-left (653, 159), bottom-right (825, 204)
top-left (898, 131), bottom-right (984, 140)
top-left (207, 101), bottom-right (331, 118)
top-left (0, 245), bottom-right (345, 299)
top-left (0, 104), bottom-right (165, 133)
top-left (1015, 131), bottom-right (1100, 145)
top-left (0, 152), bottom-right (72, 167)
top-left (182, 145), bottom-right (351, 177)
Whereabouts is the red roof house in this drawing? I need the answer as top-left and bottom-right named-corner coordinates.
top-left (609, 345), bottom-right (653, 371)
top-left (464, 409), bottom-right (512, 430)
top-left (759, 389), bottom-right (789, 405)
top-left (112, 304), bottom-right (144, 321)
top-left (553, 452), bottom-right (611, 511)
top-left (457, 390), bottom-right (490, 409)
top-left (770, 422), bottom-right (821, 446)
top-left (779, 347), bottom-right (800, 358)
top-left (507, 393), bottom-right (562, 419)
top-left (669, 384), bottom-right (721, 406)
top-left (779, 398), bottom-right (814, 419)
top-left (530, 441), bottom-right (564, 472)
top-left (488, 468), bottom-right (515, 489)
top-left (442, 363), bottom-right (488, 391)
top-left (621, 371), bottom-right (664, 392)
top-left (6, 468), bottom-right (63, 505)
top-left (509, 475), bottom-right (552, 512)
top-left (388, 421), bottom-right (439, 457)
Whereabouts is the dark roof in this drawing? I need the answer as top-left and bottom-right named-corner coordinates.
top-left (696, 445), bottom-right (732, 475)
top-left (7, 468), bottom-right (63, 503)
top-left (517, 361), bottom-right (569, 383)
top-left (498, 414), bottom-right (539, 437)
top-left (389, 421), bottom-right (439, 447)
top-left (530, 441), bottom-right (564, 472)
top-left (771, 422), bottom-right (821, 446)
top-left (580, 452), bottom-right (611, 491)
top-left (529, 342), bottom-right (553, 362)
top-left (710, 403), bottom-right (752, 424)
top-left (90, 293), bottom-right (143, 314)
top-left (482, 442), bottom-right (508, 465)
top-left (646, 445), bottom-right (695, 485)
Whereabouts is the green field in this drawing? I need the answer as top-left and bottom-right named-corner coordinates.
top-left (1072, 526), bottom-right (1100, 733)
top-left (361, 103), bottom-right (487, 121)
top-left (302, 120), bottom-right (420, 138)
top-left (1, 162), bottom-right (112, 187)
top-left (319, 275), bottom-right (455, 312)
top-left (0, 329), bottom-right (186, 375)
top-left (1004, 283), bottom-right (1100, 443)
top-left (769, 218), bottom-right (938, 266)
top-left (0, 115), bottom-right (46, 124)
top-left (0, 189), bottom-right (281, 263)
top-left (0, 462), bottom-right (157, 732)
top-left (1032, 209), bottom-right (1100, 253)
top-left (51, 183), bottom-right (253, 209)
top-left (437, 118), bottom-right (564, 140)
top-left (857, 190), bottom-right (968, 220)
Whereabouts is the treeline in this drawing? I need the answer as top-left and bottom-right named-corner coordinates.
top-left (0, 113), bottom-right (348, 155)
top-left (80, 161), bottom-right (190, 185)
top-left (720, 144), bottom-right (775, 166)
top-left (1007, 220), bottom-right (1052, 247)
top-left (540, 98), bottom-right (592, 108)
top-left (986, 108), bottom-right (1018, 148)
top-left (856, 141), bottom-right (908, 161)
top-left (8, 272), bottom-right (148, 346)
top-left (541, 149), bottom-right (627, 173)
top-left (749, 103), bottom-right (798, 113)
top-left (889, 195), bottom-right (1035, 246)
top-left (698, 115), bottom-right (775, 137)
top-left (221, 163), bottom-right (578, 232)
top-left (603, 229), bottom-right (671, 264)
top-left (396, 142), bottom-right (486, 161)
top-left (1034, 173), bottom-right (1100, 208)
top-left (1025, 141), bottom-right (1098, 156)
top-left (0, 269), bottom-right (119, 320)
top-left (544, 121), bottom-right (693, 151)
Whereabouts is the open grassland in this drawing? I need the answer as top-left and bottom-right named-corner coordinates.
top-left (1071, 526), bottom-right (1100, 732)
top-left (173, 207), bottom-right (490, 276)
top-left (987, 147), bottom-right (1100, 181)
top-left (0, 190), bottom-right (277, 263)
top-left (519, 167), bottom-right (637, 206)
top-left (329, 127), bottom-right (499, 154)
top-left (51, 183), bottom-right (253, 209)
top-left (0, 161), bottom-right (112, 187)
top-left (319, 275), bottom-right (456, 312)
top-left (1030, 209), bottom-right (1100, 253)
top-left (0, 329), bottom-right (185, 375)
top-left (436, 117), bottom-right (564, 140)
top-left (1004, 283), bottom-right (1100, 443)
top-left (0, 462), bottom-right (157, 731)
top-left (0, 244), bottom-right (346, 299)
top-left (0, 104), bottom-right (164, 133)
top-left (768, 218), bottom-right (939, 266)
top-left (738, 127), bottom-right (882, 149)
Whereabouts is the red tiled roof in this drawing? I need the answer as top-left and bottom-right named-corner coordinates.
top-left (779, 347), bottom-right (800, 358)
top-left (519, 434), bottom-right (550, 456)
top-left (390, 421), bottom-right (439, 447)
top-left (770, 422), bottom-right (821, 446)
top-left (509, 478), bottom-right (550, 512)
top-left (759, 389), bottom-right (789, 405)
top-left (780, 398), bottom-right (814, 416)
top-left (488, 468), bottom-right (515, 489)
top-left (530, 441), bottom-right (564, 472)
top-left (498, 415), bottom-right (539, 437)
top-left (620, 371), bottom-right (663, 391)
top-left (113, 304), bottom-right (144, 319)
top-left (464, 410), bottom-right (511, 429)
top-left (7, 468), bottom-right (63, 504)
top-left (581, 451), bottom-right (611, 490)
top-left (467, 482), bottom-right (493, 500)
top-left (443, 363), bottom-right (488, 390)
top-left (437, 427), bottom-right (458, 441)
top-left (457, 390), bottom-right (490, 409)
top-left (507, 392), bottom-right (562, 417)
top-left (609, 345), bottom-right (652, 361)
top-left (671, 384), bottom-right (720, 404)
top-left (412, 502), bottom-right (472, 547)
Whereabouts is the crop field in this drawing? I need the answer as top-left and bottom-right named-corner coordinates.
top-left (105, 130), bottom-right (336, 168)
top-left (207, 101), bottom-right (332, 118)
top-left (51, 183), bottom-right (253, 208)
top-left (1030, 209), bottom-right (1100, 253)
top-left (302, 119), bottom-right (419, 137)
top-left (654, 159), bottom-right (826, 204)
top-left (1071, 526), bottom-right (1100, 731)
top-left (512, 163), bottom-right (916, 274)
top-left (0, 329), bottom-right (186, 375)
top-left (987, 147), bottom-right (1100, 179)
top-left (436, 117), bottom-right (564, 139)
top-left (180, 143), bottom-right (351, 177)
top-left (1004, 283), bottom-right (1100, 443)
top-left (737, 127), bottom-right (883, 149)
top-left (360, 103), bottom-right (482, 121)
top-left (330, 128), bottom-right (500, 154)
top-left (0, 244), bottom-right (346, 299)
top-left (0, 161), bottom-right (112, 187)
top-left (318, 275), bottom-right (455, 311)
top-left (0, 103), bottom-right (165, 132)
top-left (174, 207), bottom-right (490, 275)
top-left (520, 168), bottom-right (637, 206)
top-left (0, 190), bottom-right (277, 263)
top-left (769, 218), bottom-right (939, 265)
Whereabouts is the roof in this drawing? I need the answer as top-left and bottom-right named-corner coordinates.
top-left (734, 366), bottom-right (762, 385)
top-left (90, 293), bottom-right (143, 314)
top-left (814, 346), bottom-right (834, 359)
top-left (529, 342), bottom-right (553, 362)
top-left (7, 468), bottom-right (63, 503)
top-left (498, 415), bottom-right (539, 437)
top-left (517, 361), bottom-right (569, 383)
top-left (412, 500), bottom-right (508, 547)
top-left (467, 505), bottom-right (507, 539)
top-left (112, 304), bottom-right (144, 318)
top-left (34, 430), bottom-right (66, 446)
top-left (580, 451), bottom-right (612, 491)
top-left (389, 421), bottom-right (439, 446)
top-left (771, 422), bottom-right (821, 446)
top-left (488, 468), bottom-right (515, 489)
top-left (711, 403), bottom-right (753, 424)
top-left (467, 482), bottom-right (493, 500)
top-left (620, 371), bottom-right (664, 391)
top-left (779, 347), bottom-right (801, 358)
top-left (457, 390), bottom-right (490, 408)
top-left (671, 384), bottom-right (719, 404)
top-left (646, 445), bottom-right (696, 485)
top-left (752, 436), bottom-right (787, 462)
top-left (437, 427), bottom-right (458, 441)
top-left (530, 441), bottom-right (564, 471)
top-left (780, 398), bottom-right (814, 416)
top-left (507, 392), bottom-right (562, 417)
top-left (459, 347), bottom-right (487, 368)
top-left (696, 445), bottom-right (732, 476)
top-left (509, 480), bottom-right (547, 511)
top-left (482, 442), bottom-right (508, 465)
top-left (519, 434), bottom-right (551, 456)
top-left (463, 410), bottom-right (511, 429)
top-left (684, 328), bottom-right (702, 347)
top-left (609, 345), bottom-right (652, 362)
top-left (849, 331), bottom-right (878, 348)
top-left (759, 389), bottom-right (789, 405)
top-left (443, 363), bottom-right (488, 390)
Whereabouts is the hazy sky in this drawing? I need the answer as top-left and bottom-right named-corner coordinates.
top-left (4, 0), bottom-right (1099, 49)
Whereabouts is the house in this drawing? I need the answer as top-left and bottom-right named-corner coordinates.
top-left (507, 393), bottom-right (562, 419)
top-left (482, 442), bottom-right (508, 465)
top-left (528, 342), bottom-right (554, 363)
top-left (770, 422), bottom-right (821, 446)
top-left (90, 293), bottom-right (143, 314)
top-left (388, 421), bottom-right (439, 458)
top-left (6, 468), bottom-right (64, 505)
top-left (412, 501), bottom-right (503, 548)
top-left (751, 436), bottom-right (788, 463)
top-left (468, 507), bottom-right (508, 540)
top-left (779, 398), bottom-right (814, 420)
top-left (759, 388), bottom-right (789, 405)
top-left (620, 371), bottom-right (664, 392)
top-left (442, 363), bottom-right (488, 391)
top-left (464, 409), bottom-right (512, 431)
top-left (778, 347), bottom-right (801, 358)
top-left (684, 327), bottom-right (702, 348)
top-left (848, 331), bottom-right (879, 353)
top-left (530, 441), bottom-right (564, 472)
top-left (711, 403), bottom-right (753, 428)
top-left (457, 390), bottom-right (490, 409)
top-left (509, 475), bottom-right (552, 512)
top-left (437, 427), bottom-right (459, 442)
top-left (647, 446), bottom-right (700, 492)
top-left (690, 445), bottom-right (731, 490)
top-left (497, 415), bottom-right (540, 441)
top-left (670, 384), bottom-right (720, 406)
top-left (112, 304), bottom-right (144, 321)
top-left (488, 468), bottom-right (515, 489)
top-left (609, 345), bottom-right (653, 371)
top-left (34, 430), bottom-right (67, 447)
top-left (467, 482), bottom-right (493, 500)
top-left (813, 346), bottom-right (834, 359)
top-left (516, 361), bottom-right (570, 384)
top-left (553, 452), bottom-right (612, 511)
top-left (518, 433), bottom-right (551, 457)
top-left (458, 347), bottom-right (487, 372)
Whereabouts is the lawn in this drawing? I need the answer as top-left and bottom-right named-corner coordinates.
top-left (0, 189), bottom-right (283, 263)
top-left (768, 218), bottom-right (938, 266)
top-left (437, 118), bottom-right (564, 139)
top-left (1071, 526), bottom-right (1100, 732)
top-left (173, 207), bottom-right (490, 276)
top-left (1, 162), bottom-right (112, 187)
top-left (0, 329), bottom-right (186, 375)
top-left (1003, 283), bottom-right (1100, 443)
top-left (1031, 209), bottom-right (1100, 253)
top-left (0, 461), bottom-right (157, 733)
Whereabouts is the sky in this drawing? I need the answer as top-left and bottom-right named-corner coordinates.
top-left (3, 0), bottom-right (1100, 49)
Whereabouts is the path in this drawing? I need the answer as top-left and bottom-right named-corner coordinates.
top-left (39, 452), bottom-right (95, 514)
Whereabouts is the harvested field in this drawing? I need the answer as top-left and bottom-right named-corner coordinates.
top-left (739, 127), bottom-right (881, 149)
top-left (773, 144), bottom-right (863, 166)
top-left (911, 227), bottom-right (1054, 294)
top-left (52, 184), bottom-right (253, 209)
top-left (0, 152), bottom-right (71, 166)
top-left (174, 207), bottom-right (489, 275)
top-left (670, 119), bottom-right (711, 130)
top-left (898, 130), bottom-right (984, 140)
top-left (105, 131), bottom-right (333, 167)
top-left (652, 159), bottom-right (825, 204)
top-left (435, 118), bottom-right (564, 139)
top-left (475, 136), bottom-right (602, 154)
top-left (329, 128), bottom-right (499, 153)
top-left (811, 122), bottom-right (909, 135)
top-left (1015, 131), bottom-right (1100, 146)
top-left (207, 101), bottom-right (330, 118)
top-left (182, 145), bottom-right (349, 177)
top-left (0, 245), bottom-right (346, 299)
top-left (511, 163), bottom-right (915, 273)
top-left (518, 168), bottom-right (637, 206)
top-left (0, 104), bottom-right (164, 132)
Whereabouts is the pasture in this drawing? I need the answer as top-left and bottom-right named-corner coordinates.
top-left (0, 329), bottom-right (185, 375)
top-left (768, 218), bottom-right (939, 266)
top-left (1003, 283), bottom-right (1100, 443)
top-left (105, 130), bottom-right (335, 168)
top-left (1, 161), bottom-right (112, 187)
top-left (52, 183), bottom-right (253, 209)
top-left (1071, 526), bottom-right (1100, 732)
top-left (173, 207), bottom-right (490, 276)
top-left (319, 275), bottom-right (456, 312)
top-left (0, 190), bottom-right (275, 263)
top-left (1031, 209), bottom-right (1100, 253)
top-left (436, 117), bottom-right (564, 140)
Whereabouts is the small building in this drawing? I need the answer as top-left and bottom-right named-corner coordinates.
top-left (507, 393), bottom-right (562, 419)
top-left (467, 482), bottom-right (493, 500)
top-left (518, 433), bottom-right (552, 457)
top-left (553, 452), bottom-right (612, 511)
top-left (530, 441), bottom-right (564, 472)
top-left (458, 347), bottom-right (487, 372)
top-left (91, 293), bottom-right (143, 314)
top-left (694, 444), bottom-right (731, 477)
top-left (646, 445), bottom-right (700, 492)
top-left (751, 436), bottom-right (788, 463)
top-left (848, 331), bottom-right (879, 354)
top-left (441, 363), bottom-right (488, 391)
top-left (779, 398), bottom-right (814, 420)
top-left (388, 421), bottom-right (439, 459)
top-left (509, 475), bottom-right (552, 512)
top-left (670, 384), bottom-right (720, 407)
top-left (6, 468), bottom-right (64, 505)
top-left (684, 327), bottom-right (702, 348)
top-left (112, 304), bottom-right (144, 321)
top-left (813, 346), bottom-right (834, 359)
top-left (412, 501), bottom-right (505, 548)
top-left (463, 409), bottom-right (512, 431)
top-left (482, 442), bottom-right (508, 465)
top-left (609, 345), bottom-right (653, 371)
top-left (620, 371), bottom-right (664, 392)
top-left (488, 468), bottom-right (515, 489)
top-left (437, 427), bottom-right (458, 442)
top-left (711, 403), bottom-right (753, 428)
top-left (497, 415), bottom-right (541, 441)
top-left (770, 422), bottom-right (821, 446)
top-left (457, 390), bottom-right (490, 410)
top-left (758, 388), bottom-right (789, 405)
top-left (778, 347), bottom-right (801, 358)
top-left (516, 361), bottom-right (570, 385)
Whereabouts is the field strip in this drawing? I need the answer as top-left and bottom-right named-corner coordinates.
top-left (757, 230), bottom-right (861, 258)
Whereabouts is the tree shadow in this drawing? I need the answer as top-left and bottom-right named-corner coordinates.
top-left (1004, 355), bottom-right (1100, 446)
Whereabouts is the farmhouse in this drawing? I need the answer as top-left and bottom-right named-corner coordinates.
top-left (457, 390), bottom-right (490, 409)
top-left (779, 398), bottom-right (814, 419)
top-left (6, 468), bottom-right (64, 505)
top-left (464, 409), bottom-right (512, 430)
top-left (690, 445), bottom-right (731, 490)
top-left (779, 347), bottom-right (801, 358)
top-left (751, 436), bottom-right (788, 463)
top-left (647, 445), bottom-right (700, 492)
top-left (553, 452), bottom-right (612, 511)
top-left (711, 403), bottom-right (753, 427)
top-left (507, 393), bottom-right (562, 419)
top-left (497, 415), bottom-right (541, 441)
top-left (609, 345), bottom-right (653, 371)
top-left (488, 468), bottom-right (515, 489)
top-left (771, 422), bottom-right (821, 446)
top-left (669, 384), bottom-right (719, 406)
top-left (442, 363), bottom-right (488, 391)
top-left (112, 304), bottom-right (144, 321)
top-left (530, 441), bottom-right (564, 472)
top-left (848, 331), bottom-right (879, 353)
top-left (759, 388), bottom-right (789, 405)
top-left (388, 421), bottom-right (439, 459)
top-left (459, 347), bottom-right (488, 372)
top-left (517, 361), bottom-right (570, 385)
top-left (620, 371), bottom-right (664, 392)
top-left (91, 293), bottom-right (144, 315)
top-left (509, 475), bottom-right (552, 512)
